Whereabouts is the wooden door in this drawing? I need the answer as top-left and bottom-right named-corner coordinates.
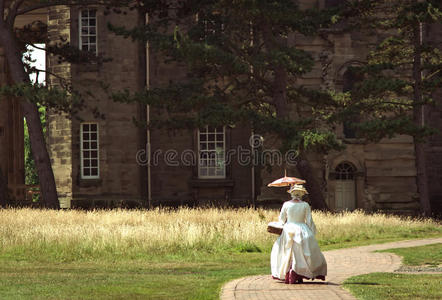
top-left (335, 180), bottom-right (356, 211)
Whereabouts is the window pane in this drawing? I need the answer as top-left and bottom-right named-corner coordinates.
top-left (89, 10), bottom-right (96, 17)
top-left (200, 152), bottom-right (208, 160)
top-left (200, 169), bottom-right (207, 176)
top-left (91, 160), bottom-right (98, 167)
top-left (84, 168), bottom-right (91, 176)
top-left (83, 124), bottom-right (90, 131)
top-left (89, 36), bottom-right (96, 43)
top-left (90, 124), bottom-right (97, 131)
top-left (83, 133), bottom-right (89, 140)
top-left (208, 134), bottom-right (215, 141)
top-left (91, 142), bottom-right (97, 149)
top-left (91, 132), bottom-right (97, 140)
top-left (84, 160), bottom-right (90, 167)
top-left (83, 142), bottom-right (90, 149)
top-left (91, 168), bottom-right (98, 176)
top-left (200, 133), bottom-right (206, 141)
top-left (83, 151), bottom-right (90, 158)
top-left (208, 169), bottom-right (215, 176)
top-left (91, 151), bottom-right (98, 159)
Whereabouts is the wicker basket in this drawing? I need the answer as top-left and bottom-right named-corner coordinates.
top-left (267, 222), bottom-right (283, 235)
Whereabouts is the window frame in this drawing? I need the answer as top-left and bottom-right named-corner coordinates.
top-left (197, 126), bottom-right (226, 179)
top-left (334, 162), bottom-right (356, 180)
top-left (78, 8), bottom-right (98, 54)
top-left (80, 122), bottom-right (100, 179)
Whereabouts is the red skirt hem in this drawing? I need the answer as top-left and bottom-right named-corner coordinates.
top-left (272, 270), bottom-right (325, 284)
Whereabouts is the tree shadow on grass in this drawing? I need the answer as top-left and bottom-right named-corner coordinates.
top-left (345, 282), bottom-right (381, 285)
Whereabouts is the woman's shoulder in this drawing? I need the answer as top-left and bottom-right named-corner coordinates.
top-left (282, 200), bottom-right (295, 207)
top-left (283, 200), bottom-right (305, 206)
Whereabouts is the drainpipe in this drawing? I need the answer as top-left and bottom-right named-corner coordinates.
top-left (145, 12), bottom-right (152, 208)
top-left (251, 128), bottom-right (255, 208)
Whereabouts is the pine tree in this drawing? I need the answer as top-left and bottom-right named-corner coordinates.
top-left (335, 0), bottom-right (442, 215)
top-left (110, 0), bottom-right (347, 210)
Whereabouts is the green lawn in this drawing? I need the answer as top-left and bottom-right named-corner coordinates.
top-left (378, 243), bottom-right (442, 266)
top-left (344, 243), bottom-right (442, 300)
top-left (344, 273), bottom-right (442, 300)
top-left (0, 253), bottom-right (270, 300)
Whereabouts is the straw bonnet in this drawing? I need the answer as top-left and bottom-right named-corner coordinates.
top-left (287, 184), bottom-right (308, 195)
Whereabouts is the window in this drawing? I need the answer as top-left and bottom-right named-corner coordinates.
top-left (80, 123), bottom-right (99, 179)
top-left (342, 68), bottom-right (363, 138)
top-left (79, 9), bottom-right (97, 54)
top-left (334, 162), bottom-right (356, 180)
top-left (195, 13), bottom-right (224, 45)
top-left (198, 126), bottom-right (225, 178)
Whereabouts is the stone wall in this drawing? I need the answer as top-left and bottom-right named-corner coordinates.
top-left (42, 1), bottom-right (439, 213)
top-left (149, 124), bottom-right (253, 207)
top-left (68, 6), bottom-right (146, 207)
top-left (47, 5), bottom-right (73, 208)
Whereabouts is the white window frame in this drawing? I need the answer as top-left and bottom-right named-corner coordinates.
top-left (198, 126), bottom-right (226, 179)
top-left (79, 8), bottom-right (98, 54)
top-left (80, 122), bottom-right (100, 179)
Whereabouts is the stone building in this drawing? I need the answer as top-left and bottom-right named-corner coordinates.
top-left (0, 1), bottom-right (441, 215)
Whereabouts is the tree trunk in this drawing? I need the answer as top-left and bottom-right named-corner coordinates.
top-left (412, 20), bottom-right (431, 216)
top-left (0, 167), bottom-right (8, 207)
top-left (263, 25), bottom-right (330, 211)
top-left (0, 24), bottom-right (59, 209)
top-left (295, 155), bottom-right (329, 211)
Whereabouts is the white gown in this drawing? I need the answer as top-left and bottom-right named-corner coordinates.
top-left (271, 200), bottom-right (327, 280)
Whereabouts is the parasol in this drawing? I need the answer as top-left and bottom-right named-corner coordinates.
top-left (267, 170), bottom-right (306, 187)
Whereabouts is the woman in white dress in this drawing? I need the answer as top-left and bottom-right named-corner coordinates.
top-left (271, 184), bottom-right (327, 283)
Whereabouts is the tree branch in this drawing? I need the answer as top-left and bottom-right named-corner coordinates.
top-left (6, 0), bottom-right (25, 28)
top-left (16, 1), bottom-right (65, 16)
top-left (0, 0), bottom-right (5, 24)
top-left (16, 0), bottom-right (134, 16)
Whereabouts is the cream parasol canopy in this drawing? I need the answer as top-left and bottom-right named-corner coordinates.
top-left (267, 170), bottom-right (306, 187)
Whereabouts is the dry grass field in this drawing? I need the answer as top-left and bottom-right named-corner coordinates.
top-left (0, 208), bottom-right (440, 261)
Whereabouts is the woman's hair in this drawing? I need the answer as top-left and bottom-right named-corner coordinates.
top-left (290, 191), bottom-right (303, 199)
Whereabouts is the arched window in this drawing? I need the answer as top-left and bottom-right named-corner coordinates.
top-left (335, 161), bottom-right (356, 180)
top-left (334, 162), bottom-right (356, 211)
